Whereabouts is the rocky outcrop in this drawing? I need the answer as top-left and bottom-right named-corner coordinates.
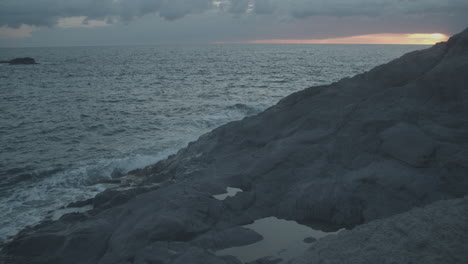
top-left (0, 57), bottom-right (37, 65)
top-left (292, 197), bottom-right (468, 264)
top-left (1, 27), bottom-right (468, 264)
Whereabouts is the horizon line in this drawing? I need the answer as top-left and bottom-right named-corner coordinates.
top-left (0, 33), bottom-right (449, 48)
top-left (0, 41), bottom-right (438, 49)
top-left (214, 33), bottom-right (449, 45)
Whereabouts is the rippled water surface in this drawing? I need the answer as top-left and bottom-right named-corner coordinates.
top-left (216, 216), bottom-right (342, 263)
top-left (0, 44), bottom-right (425, 242)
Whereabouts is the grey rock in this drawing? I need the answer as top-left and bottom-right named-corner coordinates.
top-left (246, 256), bottom-right (283, 264)
top-left (92, 187), bottom-right (154, 210)
top-left (132, 242), bottom-right (243, 264)
top-left (171, 247), bottom-right (242, 264)
top-left (66, 198), bottom-right (93, 208)
top-left (291, 197), bottom-right (468, 264)
top-left (302, 237), bottom-right (316, 243)
top-left (380, 122), bottom-right (436, 167)
top-left (192, 226), bottom-right (263, 251)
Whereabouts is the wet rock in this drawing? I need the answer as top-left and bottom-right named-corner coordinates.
top-left (303, 237), bottom-right (316, 243)
top-left (224, 191), bottom-right (256, 212)
top-left (5, 234), bottom-right (66, 258)
top-left (192, 226), bottom-right (263, 250)
top-left (246, 256), bottom-right (283, 264)
top-left (93, 187), bottom-right (153, 210)
top-left (66, 198), bottom-right (93, 208)
top-left (172, 247), bottom-right (242, 264)
top-left (2, 218), bottom-right (114, 264)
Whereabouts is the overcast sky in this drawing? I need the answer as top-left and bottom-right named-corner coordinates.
top-left (0, 0), bottom-right (467, 47)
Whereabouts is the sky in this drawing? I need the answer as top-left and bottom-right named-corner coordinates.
top-left (0, 0), bottom-right (467, 47)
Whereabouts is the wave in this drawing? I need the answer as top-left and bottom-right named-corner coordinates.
top-left (225, 103), bottom-right (263, 117)
top-left (0, 150), bottom-right (176, 244)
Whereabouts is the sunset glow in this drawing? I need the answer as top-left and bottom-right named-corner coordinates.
top-left (219, 33), bottom-right (449, 45)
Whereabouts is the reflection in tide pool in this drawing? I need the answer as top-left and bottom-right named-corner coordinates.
top-left (213, 187), bottom-right (243, 201)
top-left (216, 216), bottom-right (343, 263)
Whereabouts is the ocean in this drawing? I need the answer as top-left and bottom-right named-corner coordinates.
top-left (0, 44), bottom-right (425, 243)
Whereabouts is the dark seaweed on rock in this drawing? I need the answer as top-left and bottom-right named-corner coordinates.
top-left (1, 28), bottom-right (468, 264)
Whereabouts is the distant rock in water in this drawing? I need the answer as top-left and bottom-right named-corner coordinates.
top-left (0, 57), bottom-right (38, 65)
top-left (1, 27), bottom-right (468, 264)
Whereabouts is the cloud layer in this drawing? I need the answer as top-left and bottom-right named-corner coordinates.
top-left (249, 0), bottom-right (468, 18)
top-left (1, 0), bottom-right (468, 28)
top-left (0, 0), bottom-right (213, 28)
top-left (0, 0), bottom-right (467, 46)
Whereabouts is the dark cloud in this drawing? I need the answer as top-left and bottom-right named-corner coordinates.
top-left (253, 0), bottom-right (276, 14)
top-left (0, 0), bottom-right (213, 28)
top-left (0, 0), bottom-right (467, 46)
top-left (1, 0), bottom-right (467, 28)
top-left (288, 1), bottom-right (391, 18)
top-left (1, 9), bottom-right (467, 47)
top-left (246, 0), bottom-right (468, 18)
top-left (227, 0), bottom-right (250, 14)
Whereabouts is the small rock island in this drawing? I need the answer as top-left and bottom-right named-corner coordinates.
top-left (0, 57), bottom-right (38, 65)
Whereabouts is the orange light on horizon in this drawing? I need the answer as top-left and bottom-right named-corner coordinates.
top-left (216, 33), bottom-right (449, 45)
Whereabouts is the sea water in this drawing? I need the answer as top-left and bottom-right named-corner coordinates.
top-left (0, 44), bottom-right (425, 242)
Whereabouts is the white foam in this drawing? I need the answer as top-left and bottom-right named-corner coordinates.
top-left (216, 216), bottom-right (343, 263)
top-left (47, 205), bottom-right (94, 221)
top-left (213, 187), bottom-right (243, 201)
top-left (0, 151), bottom-right (176, 244)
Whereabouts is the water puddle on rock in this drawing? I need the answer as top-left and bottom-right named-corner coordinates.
top-left (213, 187), bottom-right (243, 201)
top-left (216, 216), bottom-right (342, 263)
top-left (46, 205), bottom-right (94, 221)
